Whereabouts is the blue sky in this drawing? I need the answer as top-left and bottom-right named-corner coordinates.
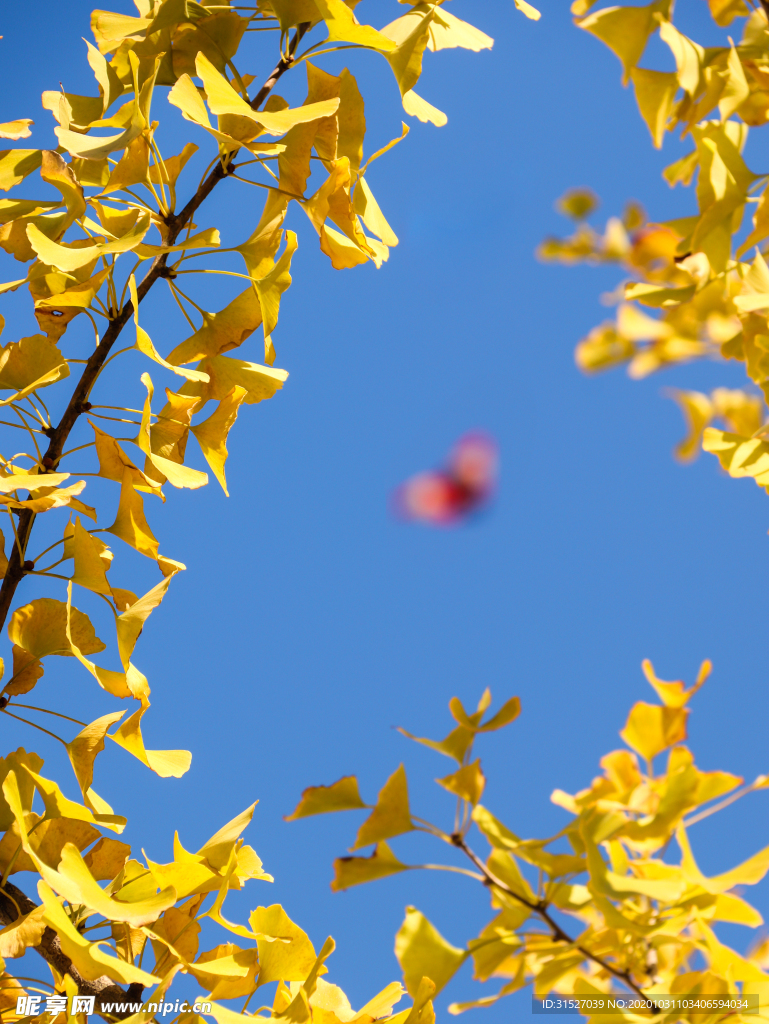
top-left (1, 0), bottom-right (768, 1018)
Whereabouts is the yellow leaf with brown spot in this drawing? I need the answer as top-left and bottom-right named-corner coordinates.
top-left (331, 841), bottom-right (409, 891)
top-left (286, 776), bottom-right (368, 820)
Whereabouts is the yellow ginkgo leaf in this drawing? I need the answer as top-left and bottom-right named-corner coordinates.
top-left (38, 880), bottom-right (161, 986)
top-left (84, 836), bottom-right (131, 881)
top-left (2, 645), bottom-right (43, 697)
top-left (354, 178), bottom-right (398, 247)
top-left (678, 825), bottom-right (769, 894)
top-left (0, 149), bottom-right (42, 191)
top-left (285, 776), bottom-right (368, 820)
top-left (110, 700), bottom-right (192, 779)
top-left (70, 517), bottom-right (112, 595)
top-left (427, 9), bottom-right (493, 52)
top-left (13, 765), bottom-right (126, 834)
top-left (719, 41), bottom-right (750, 120)
top-left (252, 904), bottom-right (317, 987)
top-left (195, 53), bottom-right (341, 136)
top-left (137, 373), bottom-right (209, 490)
top-left (254, 231), bottom-right (298, 342)
top-left (312, 0), bottom-right (396, 51)
top-left (331, 841), bottom-right (410, 892)
top-left (115, 575), bottom-right (175, 670)
top-left (630, 68), bottom-right (678, 149)
top-left (146, 838), bottom-right (224, 901)
top-left (353, 764), bottom-right (414, 850)
top-left (703, 427), bottom-right (769, 489)
top-left (167, 286), bottom-right (264, 366)
top-left (128, 276), bottom-right (210, 383)
top-left (135, 227), bottom-right (221, 258)
top-left (436, 760), bottom-right (485, 805)
top-left (91, 421), bottom-right (161, 495)
top-left (578, 0), bottom-right (672, 85)
top-left (641, 657), bottom-right (711, 707)
top-left (197, 804), bottom-right (257, 871)
top-left (0, 121), bottom-right (34, 141)
top-left (668, 389), bottom-right (713, 462)
top-left (67, 711), bottom-right (126, 801)
top-left (395, 908), bottom-right (467, 997)
top-left (9, 597), bottom-right (105, 659)
top-left (42, 842), bottom-right (177, 927)
top-left (65, 582), bottom-right (150, 706)
top-left (513, 0), bottom-right (541, 19)
top-left (106, 471), bottom-right (160, 559)
top-left (191, 385), bottom-right (247, 495)
top-left (55, 121), bottom-right (142, 161)
top-left (40, 150), bottom-right (85, 233)
top-left (0, 334), bottom-right (70, 396)
top-left (26, 212), bottom-right (150, 271)
top-left (0, 904), bottom-right (47, 958)
top-left (192, 355), bottom-right (288, 406)
top-left (401, 89), bottom-right (447, 127)
top-left (620, 701), bottom-right (689, 761)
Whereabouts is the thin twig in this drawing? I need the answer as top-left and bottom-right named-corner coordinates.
top-left (1, 708), bottom-right (67, 746)
top-left (450, 834), bottom-right (660, 1012)
top-left (683, 779), bottom-right (764, 827)
top-left (8, 704), bottom-right (86, 727)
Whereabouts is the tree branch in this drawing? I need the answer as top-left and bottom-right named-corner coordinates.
top-left (0, 22), bottom-right (311, 1007)
top-left (0, 881), bottom-right (142, 1020)
top-left (450, 833), bottom-right (660, 1013)
top-left (0, 22), bottom-right (309, 632)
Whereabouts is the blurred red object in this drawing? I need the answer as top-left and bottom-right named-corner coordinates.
top-left (393, 432), bottom-right (498, 526)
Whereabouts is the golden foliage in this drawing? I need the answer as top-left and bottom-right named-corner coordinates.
top-left (293, 666), bottom-right (769, 1017)
top-left (0, 0), bottom-right (516, 1017)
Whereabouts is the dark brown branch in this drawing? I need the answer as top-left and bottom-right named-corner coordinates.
top-left (250, 23), bottom-right (309, 112)
top-left (0, 881), bottom-right (142, 1020)
top-left (450, 833), bottom-right (660, 1013)
top-left (0, 20), bottom-right (311, 1007)
top-left (0, 22), bottom-right (309, 631)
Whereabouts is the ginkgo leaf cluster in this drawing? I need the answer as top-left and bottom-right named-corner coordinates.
top-left (0, 0), bottom-right (527, 1017)
top-left (291, 662), bottom-right (769, 1019)
top-left (538, 0), bottom-right (769, 493)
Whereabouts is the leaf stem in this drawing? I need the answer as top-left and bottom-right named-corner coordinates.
top-left (683, 779), bottom-right (765, 827)
top-left (9, 704), bottom-right (86, 727)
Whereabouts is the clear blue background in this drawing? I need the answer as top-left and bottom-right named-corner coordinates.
top-left (1, 0), bottom-right (768, 1018)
